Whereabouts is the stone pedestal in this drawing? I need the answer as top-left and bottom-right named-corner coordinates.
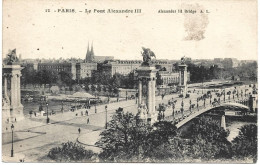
top-left (249, 94), bottom-right (257, 113)
top-left (179, 64), bottom-right (188, 97)
top-left (3, 64), bottom-right (24, 122)
top-left (221, 115), bottom-right (226, 130)
top-left (136, 66), bottom-right (157, 125)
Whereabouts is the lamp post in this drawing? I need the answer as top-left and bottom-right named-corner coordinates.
top-left (105, 105), bottom-right (108, 129)
top-left (46, 103), bottom-right (49, 123)
top-left (11, 124), bottom-right (14, 157)
top-left (172, 103), bottom-right (175, 117)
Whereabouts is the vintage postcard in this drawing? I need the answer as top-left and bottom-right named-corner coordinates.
top-left (2, 0), bottom-right (258, 163)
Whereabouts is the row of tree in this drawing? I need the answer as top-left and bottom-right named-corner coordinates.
top-left (80, 72), bottom-right (136, 89)
top-left (173, 61), bottom-right (257, 83)
top-left (21, 67), bottom-right (74, 87)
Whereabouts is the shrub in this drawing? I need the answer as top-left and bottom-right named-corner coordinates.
top-left (48, 141), bottom-right (96, 162)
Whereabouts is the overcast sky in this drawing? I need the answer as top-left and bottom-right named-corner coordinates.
top-left (3, 0), bottom-right (257, 61)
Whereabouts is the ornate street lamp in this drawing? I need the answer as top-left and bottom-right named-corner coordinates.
top-left (46, 103), bottom-right (49, 123)
top-left (11, 124), bottom-right (14, 157)
top-left (172, 103), bottom-right (175, 117)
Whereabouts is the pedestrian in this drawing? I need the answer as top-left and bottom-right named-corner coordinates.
top-left (34, 112), bottom-right (36, 117)
top-left (87, 118), bottom-right (89, 124)
top-left (7, 118), bottom-right (9, 123)
top-left (86, 110), bottom-right (88, 116)
top-left (81, 111), bottom-right (83, 116)
top-left (78, 128), bottom-right (81, 134)
top-left (15, 118), bottom-right (16, 122)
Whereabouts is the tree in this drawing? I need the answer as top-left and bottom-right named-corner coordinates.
top-left (97, 84), bottom-right (102, 93)
top-left (103, 85), bottom-right (107, 93)
top-left (231, 124), bottom-right (257, 162)
top-left (91, 84), bottom-right (96, 93)
top-left (58, 71), bottom-right (73, 86)
top-left (156, 72), bottom-right (163, 86)
top-left (85, 84), bottom-right (90, 92)
top-left (35, 69), bottom-right (58, 87)
top-left (182, 116), bottom-right (232, 159)
top-left (96, 111), bottom-right (145, 161)
top-left (111, 73), bottom-right (123, 88)
top-left (21, 64), bottom-right (37, 86)
top-left (108, 85), bottom-right (113, 96)
top-left (96, 110), bottom-right (177, 162)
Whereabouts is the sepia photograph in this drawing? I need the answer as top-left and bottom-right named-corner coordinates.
top-left (2, 0), bottom-right (258, 163)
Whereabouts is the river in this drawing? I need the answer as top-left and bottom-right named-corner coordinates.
top-left (226, 119), bottom-right (255, 142)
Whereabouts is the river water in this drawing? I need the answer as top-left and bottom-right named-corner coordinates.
top-left (226, 119), bottom-right (255, 142)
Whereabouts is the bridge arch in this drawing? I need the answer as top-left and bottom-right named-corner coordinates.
top-left (176, 102), bottom-right (249, 129)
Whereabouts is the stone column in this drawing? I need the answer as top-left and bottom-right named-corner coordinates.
top-left (151, 78), bottom-right (156, 113)
top-left (10, 74), bottom-right (16, 118)
top-left (10, 75), bottom-right (16, 107)
top-left (17, 74), bottom-right (21, 105)
top-left (138, 79), bottom-right (142, 105)
top-left (15, 74), bottom-right (19, 106)
top-left (147, 79), bottom-right (153, 113)
top-left (4, 75), bottom-right (8, 98)
top-left (220, 115), bottom-right (226, 130)
top-left (151, 78), bottom-right (156, 124)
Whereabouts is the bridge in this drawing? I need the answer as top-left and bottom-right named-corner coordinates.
top-left (175, 101), bottom-right (249, 129)
top-left (162, 84), bottom-right (257, 129)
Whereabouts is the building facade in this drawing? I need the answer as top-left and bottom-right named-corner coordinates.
top-left (76, 62), bottom-right (97, 79)
top-left (37, 62), bottom-right (77, 79)
top-left (159, 71), bottom-right (190, 85)
top-left (97, 60), bottom-right (173, 77)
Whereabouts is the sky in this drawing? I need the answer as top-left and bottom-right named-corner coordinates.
top-left (2, 0), bottom-right (257, 61)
